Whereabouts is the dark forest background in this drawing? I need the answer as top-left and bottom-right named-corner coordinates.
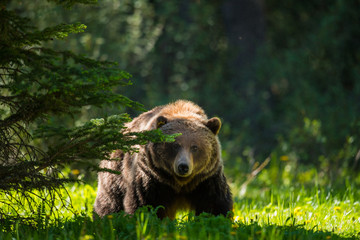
top-left (5, 0), bottom-right (360, 185)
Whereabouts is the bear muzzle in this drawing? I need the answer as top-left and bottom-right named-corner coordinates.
top-left (177, 163), bottom-right (190, 175)
top-left (174, 152), bottom-right (193, 178)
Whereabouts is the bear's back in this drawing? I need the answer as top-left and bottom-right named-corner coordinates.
top-left (126, 100), bottom-right (208, 132)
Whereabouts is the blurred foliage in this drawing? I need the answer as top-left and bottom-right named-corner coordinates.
top-left (6, 0), bottom-right (360, 183)
top-left (256, 0), bottom-right (360, 171)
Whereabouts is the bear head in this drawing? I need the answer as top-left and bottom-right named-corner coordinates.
top-left (145, 115), bottom-right (222, 191)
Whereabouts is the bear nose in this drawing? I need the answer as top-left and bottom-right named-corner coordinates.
top-left (177, 163), bottom-right (189, 175)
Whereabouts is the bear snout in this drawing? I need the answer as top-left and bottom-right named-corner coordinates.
top-left (175, 162), bottom-right (192, 177)
top-left (174, 153), bottom-right (193, 177)
top-left (177, 163), bottom-right (190, 175)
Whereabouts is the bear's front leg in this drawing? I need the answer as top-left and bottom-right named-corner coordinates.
top-left (123, 186), bottom-right (141, 215)
top-left (141, 181), bottom-right (177, 219)
top-left (123, 177), bottom-right (176, 219)
top-left (191, 173), bottom-right (233, 217)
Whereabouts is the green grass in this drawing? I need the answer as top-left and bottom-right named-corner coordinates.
top-left (1, 177), bottom-right (360, 239)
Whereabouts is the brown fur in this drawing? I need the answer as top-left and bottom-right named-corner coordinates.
top-left (94, 100), bottom-right (233, 219)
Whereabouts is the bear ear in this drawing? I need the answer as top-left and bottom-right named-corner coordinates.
top-left (156, 116), bottom-right (168, 129)
top-left (206, 117), bottom-right (221, 135)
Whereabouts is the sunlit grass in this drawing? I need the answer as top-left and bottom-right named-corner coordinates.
top-left (232, 187), bottom-right (360, 237)
top-left (1, 173), bottom-right (360, 239)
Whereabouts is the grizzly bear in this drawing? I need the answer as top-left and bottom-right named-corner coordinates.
top-left (94, 100), bottom-right (233, 219)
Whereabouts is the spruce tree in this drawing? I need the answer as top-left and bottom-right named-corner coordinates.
top-left (0, 0), bottom-right (173, 224)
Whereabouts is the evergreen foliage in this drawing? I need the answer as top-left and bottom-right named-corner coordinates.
top-left (0, 0), bottom-right (174, 223)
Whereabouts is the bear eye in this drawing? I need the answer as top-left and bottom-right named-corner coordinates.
top-left (190, 145), bottom-right (198, 152)
top-left (172, 143), bottom-right (181, 151)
